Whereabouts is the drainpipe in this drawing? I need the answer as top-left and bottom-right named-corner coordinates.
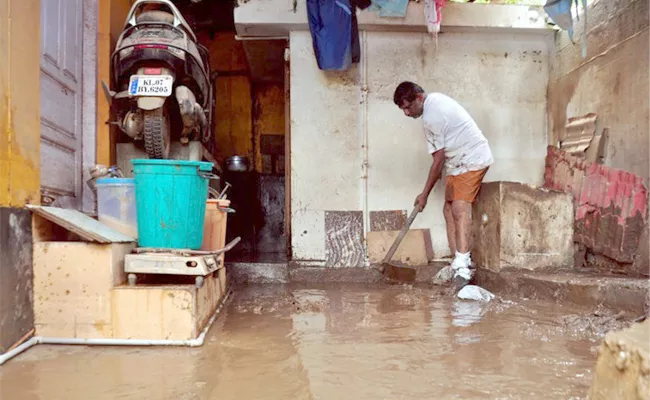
top-left (360, 31), bottom-right (370, 267)
top-left (0, 290), bottom-right (231, 366)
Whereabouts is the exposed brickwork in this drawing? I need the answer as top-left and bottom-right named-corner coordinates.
top-left (544, 146), bottom-right (648, 264)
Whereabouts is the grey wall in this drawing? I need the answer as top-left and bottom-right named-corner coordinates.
top-left (290, 29), bottom-right (552, 264)
top-left (548, 0), bottom-right (649, 274)
top-left (0, 208), bottom-right (34, 353)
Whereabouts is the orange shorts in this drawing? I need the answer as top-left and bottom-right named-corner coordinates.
top-left (445, 168), bottom-right (489, 203)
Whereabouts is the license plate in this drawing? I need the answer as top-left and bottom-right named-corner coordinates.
top-left (129, 75), bottom-right (173, 97)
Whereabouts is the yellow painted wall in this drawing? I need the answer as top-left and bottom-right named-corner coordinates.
top-left (200, 31), bottom-right (255, 164)
top-left (214, 76), bottom-right (253, 163)
top-left (201, 31), bottom-right (249, 74)
top-left (200, 32), bottom-right (287, 172)
top-left (97, 0), bottom-right (133, 166)
top-left (0, 0), bottom-right (41, 207)
top-left (253, 83), bottom-right (285, 172)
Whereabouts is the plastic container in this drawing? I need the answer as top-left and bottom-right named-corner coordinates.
top-left (132, 159), bottom-right (214, 250)
top-left (96, 178), bottom-right (138, 239)
top-left (201, 199), bottom-right (230, 252)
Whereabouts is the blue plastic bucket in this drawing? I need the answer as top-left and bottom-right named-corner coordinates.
top-left (132, 159), bottom-right (214, 249)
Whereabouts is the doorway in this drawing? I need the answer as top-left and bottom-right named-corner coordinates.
top-left (173, 0), bottom-right (290, 263)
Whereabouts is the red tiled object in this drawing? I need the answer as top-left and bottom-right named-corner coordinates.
top-left (544, 146), bottom-right (648, 265)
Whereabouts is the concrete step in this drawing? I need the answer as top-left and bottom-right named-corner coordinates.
top-left (228, 261), bottom-right (447, 284)
top-left (475, 268), bottom-right (650, 316)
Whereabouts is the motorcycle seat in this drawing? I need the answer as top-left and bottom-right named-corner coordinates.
top-left (136, 10), bottom-right (174, 24)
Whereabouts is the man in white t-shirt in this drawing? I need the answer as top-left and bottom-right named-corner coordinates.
top-left (393, 81), bottom-right (493, 290)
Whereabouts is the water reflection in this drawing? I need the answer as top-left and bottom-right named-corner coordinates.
top-left (0, 283), bottom-right (597, 400)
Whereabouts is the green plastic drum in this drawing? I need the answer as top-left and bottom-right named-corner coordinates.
top-left (132, 159), bottom-right (214, 249)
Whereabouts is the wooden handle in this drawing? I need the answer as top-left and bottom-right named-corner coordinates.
top-left (381, 206), bottom-right (420, 264)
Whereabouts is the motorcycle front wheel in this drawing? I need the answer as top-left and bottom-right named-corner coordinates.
top-left (143, 107), bottom-right (171, 159)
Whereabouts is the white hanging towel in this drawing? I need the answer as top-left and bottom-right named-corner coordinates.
top-left (424, 0), bottom-right (447, 39)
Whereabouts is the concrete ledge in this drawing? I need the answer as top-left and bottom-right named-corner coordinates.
top-left (111, 270), bottom-right (227, 341)
top-left (290, 267), bottom-right (383, 283)
top-left (234, 1), bottom-right (553, 37)
top-left (228, 262), bottom-right (290, 284)
top-left (289, 265), bottom-right (442, 283)
top-left (228, 262), bottom-right (446, 284)
top-left (475, 268), bottom-right (650, 315)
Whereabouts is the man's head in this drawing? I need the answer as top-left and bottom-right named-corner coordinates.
top-left (393, 81), bottom-right (426, 118)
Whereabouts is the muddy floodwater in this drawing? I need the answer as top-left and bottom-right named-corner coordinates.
top-left (0, 283), bottom-right (608, 399)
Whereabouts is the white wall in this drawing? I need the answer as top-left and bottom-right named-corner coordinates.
top-left (291, 30), bottom-right (551, 264)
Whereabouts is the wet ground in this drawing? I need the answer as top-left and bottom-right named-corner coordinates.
top-left (0, 283), bottom-right (617, 400)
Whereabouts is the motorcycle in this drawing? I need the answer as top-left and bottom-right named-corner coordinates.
top-left (102, 0), bottom-right (213, 159)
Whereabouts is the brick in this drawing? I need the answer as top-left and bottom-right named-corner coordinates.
top-left (572, 168), bottom-right (586, 201)
top-left (597, 169), bottom-right (610, 208)
top-left (604, 172), bottom-right (619, 206)
top-left (631, 182), bottom-right (648, 219)
top-left (614, 179), bottom-right (627, 224)
top-left (582, 174), bottom-right (598, 205)
top-left (544, 166), bottom-right (554, 188)
top-left (586, 162), bottom-right (600, 176)
top-left (544, 147), bottom-right (647, 269)
top-left (611, 221), bottom-right (625, 259)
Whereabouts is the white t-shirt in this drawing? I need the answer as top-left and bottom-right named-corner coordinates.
top-left (422, 93), bottom-right (493, 176)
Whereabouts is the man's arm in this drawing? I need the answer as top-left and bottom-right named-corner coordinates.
top-left (414, 149), bottom-right (445, 211)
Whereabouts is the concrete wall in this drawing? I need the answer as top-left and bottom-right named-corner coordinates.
top-left (0, 0), bottom-right (41, 353)
top-left (0, 209), bottom-right (34, 353)
top-left (0, 0), bottom-right (41, 207)
top-left (547, 0), bottom-right (649, 273)
top-left (548, 0), bottom-right (649, 183)
top-left (545, 147), bottom-right (648, 274)
top-left (97, 0), bottom-right (133, 165)
top-left (290, 29), bottom-right (551, 264)
top-left (472, 182), bottom-right (574, 272)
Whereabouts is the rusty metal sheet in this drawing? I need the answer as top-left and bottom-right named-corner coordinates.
top-left (561, 113), bottom-right (598, 154)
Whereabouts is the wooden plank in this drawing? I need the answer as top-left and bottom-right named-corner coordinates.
top-left (27, 205), bottom-right (135, 243)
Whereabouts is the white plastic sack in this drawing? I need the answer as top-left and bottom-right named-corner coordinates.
top-left (432, 265), bottom-right (453, 285)
top-left (457, 285), bottom-right (495, 302)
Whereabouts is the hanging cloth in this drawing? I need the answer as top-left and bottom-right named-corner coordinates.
top-left (424, 0), bottom-right (447, 39)
top-left (544, 0), bottom-right (588, 58)
top-left (307, 0), bottom-right (354, 71)
top-left (351, 0), bottom-right (372, 64)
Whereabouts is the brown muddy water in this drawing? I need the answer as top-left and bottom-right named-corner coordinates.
top-left (0, 283), bottom-right (614, 400)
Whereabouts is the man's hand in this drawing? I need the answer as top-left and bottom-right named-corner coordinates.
top-left (415, 149), bottom-right (445, 213)
top-left (414, 193), bottom-right (427, 212)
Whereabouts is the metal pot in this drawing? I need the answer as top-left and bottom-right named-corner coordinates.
top-left (225, 156), bottom-right (249, 172)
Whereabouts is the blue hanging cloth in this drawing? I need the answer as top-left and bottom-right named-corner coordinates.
top-left (544, 0), bottom-right (588, 58)
top-left (307, 0), bottom-right (354, 71)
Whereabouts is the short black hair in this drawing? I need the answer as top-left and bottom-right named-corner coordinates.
top-left (393, 81), bottom-right (425, 106)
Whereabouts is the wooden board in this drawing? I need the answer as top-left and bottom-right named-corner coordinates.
top-left (27, 205), bottom-right (135, 243)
